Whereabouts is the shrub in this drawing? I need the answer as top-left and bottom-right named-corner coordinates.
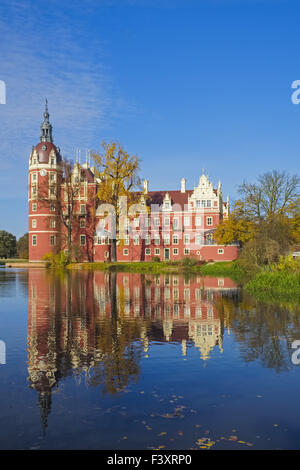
top-left (152, 256), bottom-right (160, 262)
top-left (42, 250), bottom-right (70, 268)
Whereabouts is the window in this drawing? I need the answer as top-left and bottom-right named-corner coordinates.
top-left (184, 216), bottom-right (190, 226)
top-left (50, 173), bottom-right (55, 182)
top-left (164, 217), bottom-right (170, 226)
top-left (80, 219), bottom-right (86, 228)
top-left (50, 204), bottom-right (55, 212)
top-left (32, 235), bottom-right (37, 246)
top-left (196, 235), bottom-right (202, 245)
top-left (50, 235), bottom-right (56, 246)
top-left (124, 236), bottom-right (129, 245)
top-left (32, 186), bottom-right (37, 196)
top-left (207, 217), bottom-right (213, 226)
top-left (154, 217), bottom-right (160, 227)
top-left (50, 219), bottom-right (56, 228)
top-left (155, 248), bottom-right (160, 255)
top-left (173, 303), bottom-right (179, 316)
top-left (154, 235), bottom-right (160, 245)
top-left (80, 235), bottom-right (86, 246)
top-left (173, 217), bottom-right (179, 229)
top-left (164, 202), bottom-right (170, 209)
top-left (201, 200), bottom-right (206, 208)
top-left (145, 248), bottom-right (151, 255)
top-left (184, 248), bottom-right (190, 255)
top-left (80, 204), bottom-right (86, 214)
top-left (218, 278), bottom-right (224, 286)
top-left (173, 248), bottom-right (179, 255)
top-left (184, 234), bottom-right (189, 245)
top-left (123, 249), bottom-right (129, 255)
top-left (196, 200), bottom-right (201, 208)
top-left (207, 200), bottom-right (211, 207)
top-left (32, 173), bottom-right (37, 182)
top-left (173, 234), bottom-right (178, 245)
top-left (218, 248), bottom-right (224, 254)
top-left (134, 235), bottom-right (139, 245)
top-left (145, 234), bottom-right (150, 245)
top-left (133, 217), bottom-right (139, 227)
top-left (195, 217), bottom-right (201, 226)
top-left (195, 289), bottom-right (202, 300)
top-left (51, 157), bottom-right (55, 165)
top-left (206, 234), bottom-right (213, 245)
top-left (163, 234), bottom-right (170, 244)
top-left (32, 219), bottom-right (37, 228)
top-left (32, 203), bottom-right (37, 211)
top-left (97, 237), bottom-right (102, 245)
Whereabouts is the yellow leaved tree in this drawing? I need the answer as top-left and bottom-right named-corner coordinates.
top-left (92, 142), bottom-right (141, 262)
top-left (213, 200), bottom-right (256, 246)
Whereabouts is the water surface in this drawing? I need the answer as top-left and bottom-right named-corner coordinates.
top-left (0, 268), bottom-right (300, 450)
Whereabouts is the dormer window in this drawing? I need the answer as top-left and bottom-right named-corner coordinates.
top-left (51, 157), bottom-right (55, 165)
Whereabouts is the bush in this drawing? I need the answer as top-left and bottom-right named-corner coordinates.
top-left (180, 256), bottom-right (198, 267)
top-left (152, 256), bottom-right (160, 262)
top-left (42, 250), bottom-right (70, 268)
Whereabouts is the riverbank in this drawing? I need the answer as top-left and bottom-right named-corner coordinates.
top-left (245, 271), bottom-right (300, 299)
top-left (67, 259), bottom-right (245, 279)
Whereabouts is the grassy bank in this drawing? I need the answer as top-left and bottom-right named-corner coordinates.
top-left (244, 256), bottom-right (300, 302)
top-left (67, 259), bottom-right (245, 279)
top-left (0, 258), bottom-right (29, 265)
top-left (245, 271), bottom-right (300, 298)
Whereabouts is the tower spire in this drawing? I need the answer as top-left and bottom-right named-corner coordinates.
top-left (40, 99), bottom-right (53, 143)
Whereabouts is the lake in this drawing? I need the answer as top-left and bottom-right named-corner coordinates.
top-left (0, 267), bottom-right (300, 450)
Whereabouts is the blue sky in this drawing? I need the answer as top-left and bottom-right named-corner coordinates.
top-left (0, 0), bottom-right (300, 238)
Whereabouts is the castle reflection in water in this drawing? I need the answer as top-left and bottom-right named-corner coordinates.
top-left (27, 269), bottom-right (239, 430)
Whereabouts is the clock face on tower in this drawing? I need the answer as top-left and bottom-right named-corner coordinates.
top-left (40, 169), bottom-right (47, 176)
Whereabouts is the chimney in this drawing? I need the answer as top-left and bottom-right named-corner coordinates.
top-left (143, 179), bottom-right (149, 194)
top-left (181, 178), bottom-right (186, 193)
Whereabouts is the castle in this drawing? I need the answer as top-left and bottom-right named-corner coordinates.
top-left (28, 102), bottom-right (239, 262)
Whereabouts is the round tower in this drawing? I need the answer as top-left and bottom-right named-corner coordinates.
top-left (29, 100), bottom-right (62, 262)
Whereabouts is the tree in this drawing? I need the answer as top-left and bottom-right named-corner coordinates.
top-left (0, 231), bottom-right (17, 259)
top-left (239, 216), bottom-right (296, 269)
top-left (38, 158), bottom-right (87, 259)
top-left (238, 170), bottom-right (300, 221)
top-left (92, 141), bottom-right (141, 262)
top-left (213, 201), bottom-right (256, 246)
top-left (17, 233), bottom-right (29, 259)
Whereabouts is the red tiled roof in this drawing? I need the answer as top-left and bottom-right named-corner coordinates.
top-left (147, 190), bottom-right (193, 208)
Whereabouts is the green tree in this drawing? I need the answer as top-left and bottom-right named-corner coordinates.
top-left (17, 233), bottom-right (29, 259)
top-left (0, 230), bottom-right (17, 259)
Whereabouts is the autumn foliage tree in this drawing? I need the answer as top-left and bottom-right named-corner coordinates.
top-left (213, 201), bottom-right (256, 246)
top-left (92, 142), bottom-right (141, 262)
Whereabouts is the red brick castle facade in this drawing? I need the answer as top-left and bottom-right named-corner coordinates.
top-left (29, 103), bottom-right (239, 262)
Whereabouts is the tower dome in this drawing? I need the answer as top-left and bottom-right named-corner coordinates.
top-left (33, 100), bottom-right (62, 164)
